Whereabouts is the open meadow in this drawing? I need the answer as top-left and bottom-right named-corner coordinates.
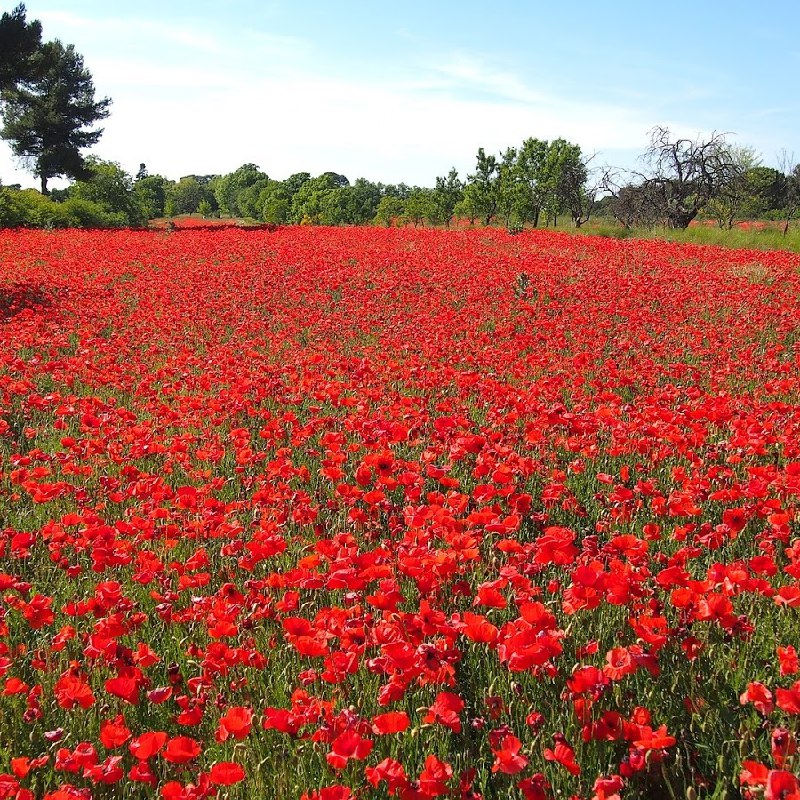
top-left (1, 226), bottom-right (799, 799)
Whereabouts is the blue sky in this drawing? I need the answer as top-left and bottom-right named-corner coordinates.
top-left (2, 0), bottom-right (798, 187)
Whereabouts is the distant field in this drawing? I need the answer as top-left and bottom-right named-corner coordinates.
top-left (1, 226), bottom-right (799, 799)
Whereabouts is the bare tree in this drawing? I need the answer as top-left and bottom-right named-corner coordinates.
top-left (636, 126), bottom-right (737, 229)
top-left (559, 155), bottom-right (614, 228)
top-left (608, 181), bottom-right (662, 229)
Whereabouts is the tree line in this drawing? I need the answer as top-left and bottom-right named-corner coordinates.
top-left (1, 4), bottom-right (799, 233)
top-left (0, 143), bottom-right (598, 231)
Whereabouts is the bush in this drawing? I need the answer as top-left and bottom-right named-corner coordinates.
top-left (0, 187), bottom-right (130, 228)
top-left (0, 187), bottom-right (27, 227)
top-left (60, 198), bottom-right (128, 228)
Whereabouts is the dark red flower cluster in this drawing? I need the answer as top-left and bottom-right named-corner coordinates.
top-left (0, 226), bottom-right (799, 798)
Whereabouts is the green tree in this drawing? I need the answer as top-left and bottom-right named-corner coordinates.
top-left (167, 176), bottom-right (214, 215)
top-left (69, 157), bottom-right (145, 225)
top-left (283, 172), bottom-right (311, 196)
top-left (290, 172), bottom-right (349, 224)
top-left (432, 168), bottom-right (463, 228)
top-left (745, 166), bottom-right (786, 214)
top-left (259, 180), bottom-right (292, 224)
top-left (516, 138), bottom-right (549, 227)
top-left (404, 188), bottom-right (435, 227)
top-left (236, 177), bottom-right (271, 219)
top-left (343, 178), bottom-right (382, 224)
top-left (453, 190), bottom-right (479, 226)
top-left (381, 182), bottom-right (411, 200)
top-left (496, 147), bottom-right (523, 227)
top-left (213, 163), bottom-right (267, 217)
top-left (374, 195), bottom-right (405, 227)
top-left (1, 39), bottom-right (110, 194)
top-left (467, 147), bottom-right (498, 225)
top-left (545, 138), bottom-right (586, 226)
top-left (133, 173), bottom-right (168, 219)
top-left (0, 4), bottom-right (42, 91)
top-left (558, 155), bottom-right (605, 228)
top-left (781, 159), bottom-right (800, 235)
top-left (705, 146), bottom-right (762, 229)
top-left (320, 171), bottom-right (349, 189)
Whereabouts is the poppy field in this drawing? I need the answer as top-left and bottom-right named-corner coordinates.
top-left (1, 226), bottom-right (800, 800)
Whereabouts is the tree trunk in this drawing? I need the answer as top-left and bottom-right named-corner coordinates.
top-left (667, 210), bottom-right (696, 229)
top-left (40, 174), bottom-right (48, 195)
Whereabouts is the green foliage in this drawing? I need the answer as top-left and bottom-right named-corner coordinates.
top-left (290, 174), bottom-right (333, 223)
top-left (260, 180), bottom-right (292, 224)
top-left (167, 176), bottom-right (216, 216)
top-left (453, 191), bottom-right (479, 225)
top-left (374, 195), bottom-right (404, 227)
top-left (212, 163), bottom-right (267, 217)
top-left (516, 137), bottom-right (550, 226)
top-left (68, 157), bottom-right (146, 226)
top-left (343, 178), bottom-right (382, 224)
top-left (0, 186), bottom-right (128, 228)
top-left (404, 188), bottom-right (435, 227)
top-left (0, 185), bottom-right (27, 226)
top-left (433, 168), bottom-right (463, 228)
top-left (467, 147), bottom-right (499, 225)
top-left (496, 146), bottom-right (523, 227)
top-left (1, 39), bottom-right (110, 193)
top-left (133, 173), bottom-right (168, 219)
top-left (745, 166), bottom-right (787, 212)
top-left (705, 145), bottom-right (762, 229)
top-left (0, 156), bottom-right (157, 228)
top-left (0, 3), bottom-right (42, 90)
top-left (472, 137), bottom-right (590, 229)
top-left (59, 196), bottom-right (127, 227)
top-left (288, 172), bottom-right (367, 224)
top-left (283, 171), bottom-right (311, 196)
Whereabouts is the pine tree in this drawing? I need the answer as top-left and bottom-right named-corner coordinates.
top-left (1, 39), bottom-right (111, 193)
top-left (0, 4), bottom-right (42, 91)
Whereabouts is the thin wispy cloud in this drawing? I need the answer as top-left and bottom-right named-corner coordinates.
top-left (37, 10), bottom-right (227, 54)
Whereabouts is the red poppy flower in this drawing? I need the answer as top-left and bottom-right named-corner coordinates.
top-left (423, 691), bottom-right (464, 733)
top-left (161, 735), bottom-right (201, 765)
top-left (325, 730), bottom-right (373, 770)
top-left (544, 734), bottom-right (581, 775)
top-left (104, 677), bottom-right (140, 706)
top-left (54, 673), bottom-right (95, 711)
top-left (491, 733), bottom-right (528, 774)
top-left (209, 762), bottom-right (245, 786)
top-left (372, 711), bottom-right (410, 734)
top-left (129, 732), bottom-right (167, 761)
top-left (417, 754), bottom-right (453, 797)
top-left (216, 706), bottom-right (253, 742)
top-left (99, 716), bottom-right (131, 748)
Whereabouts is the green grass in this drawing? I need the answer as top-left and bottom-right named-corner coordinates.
top-left (566, 218), bottom-right (800, 253)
